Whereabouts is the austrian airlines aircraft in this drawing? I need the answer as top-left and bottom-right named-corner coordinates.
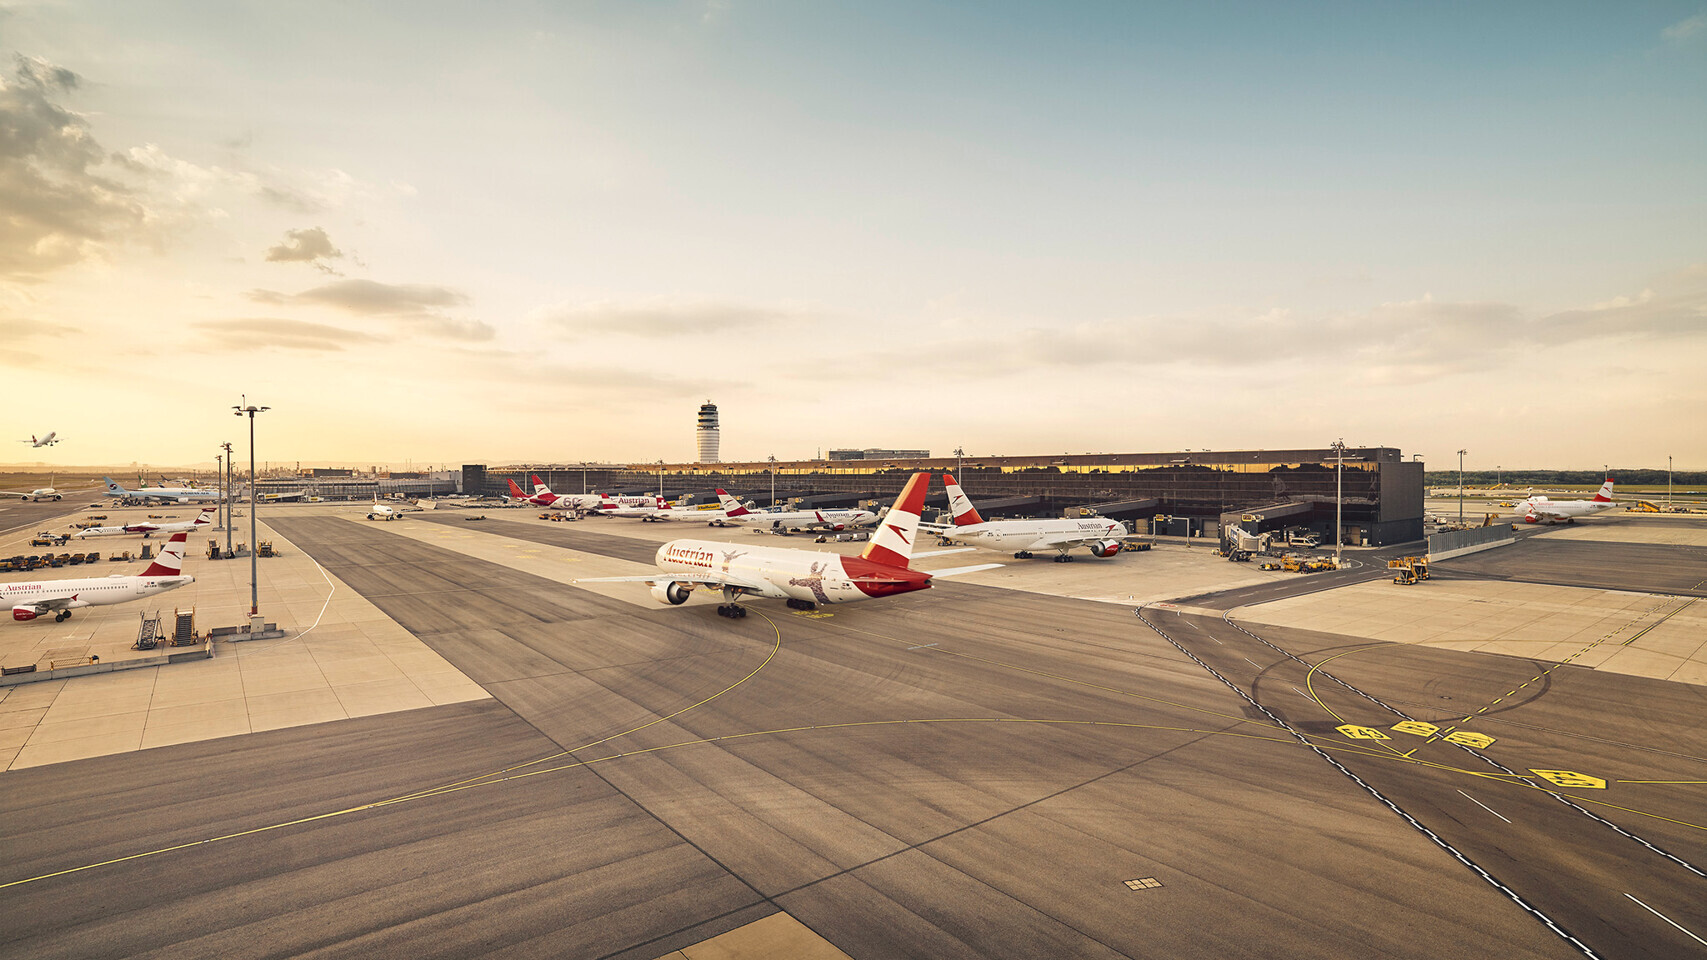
top-left (575, 472), bottom-right (999, 618)
top-left (104, 476), bottom-right (222, 504)
top-left (596, 496), bottom-right (678, 521)
top-left (75, 508), bottom-right (215, 538)
top-left (923, 473), bottom-right (1134, 561)
top-left (506, 478), bottom-right (556, 507)
top-left (6, 531), bottom-right (194, 622)
top-left (18, 432), bottom-right (60, 448)
top-left (1515, 479), bottom-right (1617, 524)
top-left (708, 489), bottom-right (876, 532)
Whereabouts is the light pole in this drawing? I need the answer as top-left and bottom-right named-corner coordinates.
top-left (954, 446), bottom-right (964, 479)
top-left (657, 460), bottom-right (664, 501)
top-left (221, 441), bottom-right (235, 556)
top-left (768, 455), bottom-right (777, 507)
top-left (1170, 457), bottom-right (1191, 544)
top-left (1456, 449), bottom-right (1467, 523)
top-left (1497, 464), bottom-right (1501, 488)
top-left (214, 453), bottom-right (222, 531)
top-left (1328, 441), bottom-right (1364, 567)
top-left (233, 397), bottom-right (269, 621)
top-left (1669, 455), bottom-right (1673, 510)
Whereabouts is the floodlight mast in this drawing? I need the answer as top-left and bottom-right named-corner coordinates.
top-left (233, 397), bottom-right (269, 618)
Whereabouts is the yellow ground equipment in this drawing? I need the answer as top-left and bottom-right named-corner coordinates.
top-left (1388, 556), bottom-right (1430, 585)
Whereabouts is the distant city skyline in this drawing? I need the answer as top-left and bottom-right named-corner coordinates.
top-left (4, 3), bottom-right (1704, 469)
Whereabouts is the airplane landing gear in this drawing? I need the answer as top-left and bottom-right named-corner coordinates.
top-left (786, 599), bottom-right (817, 611)
top-left (1052, 554), bottom-right (1074, 563)
top-left (716, 604), bottom-right (748, 618)
top-left (55, 610), bottom-right (71, 622)
top-left (1014, 551), bottom-right (1033, 559)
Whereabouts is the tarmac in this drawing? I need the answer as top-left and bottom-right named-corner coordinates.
top-left (1, 497), bottom-right (1705, 958)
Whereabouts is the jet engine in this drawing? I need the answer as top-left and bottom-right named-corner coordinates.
top-left (649, 581), bottom-right (693, 605)
top-left (1087, 540), bottom-right (1123, 558)
top-left (13, 606), bottom-right (40, 621)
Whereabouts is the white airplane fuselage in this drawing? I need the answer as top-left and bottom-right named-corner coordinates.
top-left (1515, 480), bottom-right (1616, 523)
top-left (939, 518), bottom-right (1125, 554)
top-left (728, 507), bottom-right (875, 531)
top-left (652, 540), bottom-right (927, 606)
top-left (76, 515), bottom-right (212, 538)
top-left (5, 573), bottom-right (193, 620)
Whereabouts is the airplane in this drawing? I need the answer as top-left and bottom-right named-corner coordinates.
top-left (366, 500), bottom-right (401, 521)
top-left (506, 478), bottom-right (556, 507)
top-left (595, 495), bottom-right (679, 521)
top-left (1514, 479), bottom-right (1617, 524)
top-left (103, 476), bottom-right (222, 504)
top-left (531, 475), bottom-right (603, 512)
top-left (922, 473), bottom-right (1136, 561)
top-left (573, 472), bottom-right (1000, 618)
top-left (18, 432), bottom-right (60, 447)
top-left (0, 475), bottom-right (62, 501)
top-left (706, 489), bottom-right (877, 533)
top-left (75, 507), bottom-right (216, 538)
top-left (6, 530), bottom-right (194, 622)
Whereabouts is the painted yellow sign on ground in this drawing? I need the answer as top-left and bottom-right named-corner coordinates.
top-left (1531, 769), bottom-right (1606, 789)
top-left (1337, 724), bottom-right (1391, 740)
top-left (1444, 731), bottom-right (1495, 749)
top-left (1392, 721), bottom-right (1439, 737)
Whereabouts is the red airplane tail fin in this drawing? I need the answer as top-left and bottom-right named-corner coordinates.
top-left (861, 473), bottom-right (931, 568)
top-left (140, 532), bottom-right (189, 577)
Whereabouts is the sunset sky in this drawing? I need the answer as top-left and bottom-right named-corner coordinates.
top-left (4, 2), bottom-right (1704, 472)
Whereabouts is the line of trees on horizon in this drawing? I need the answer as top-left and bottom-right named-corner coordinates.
top-left (1423, 470), bottom-right (1706, 487)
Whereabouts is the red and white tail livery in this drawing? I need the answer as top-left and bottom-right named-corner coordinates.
top-left (704, 489), bottom-right (875, 533)
top-left (1515, 479), bottom-right (1617, 524)
top-left (924, 473), bottom-right (1135, 561)
top-left (574, 472), bottom-right (999, 619)
top-left (6, 531), bottom-right (194, 623)
top-left (75, 507), bottom-right (216, 538)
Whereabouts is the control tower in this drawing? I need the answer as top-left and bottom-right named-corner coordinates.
top-left (696, 401), bottom-right (720, 463)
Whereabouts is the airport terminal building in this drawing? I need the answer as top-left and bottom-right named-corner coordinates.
top-left (466, 447), bottom-right (1425, 547)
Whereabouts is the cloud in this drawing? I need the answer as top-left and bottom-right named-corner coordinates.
top-left (192, 318), bottom-right (388, 352)
top-left (1662, 12), bottom-right (1707, 41)
top-left (0, 317), bottom-right (82, 367)
top-left (245, 279), bottom-right (494, 340)
top-left (826, 269), bottom-right (1707, 388)
top-left (0, 55), bottom-right (146, 279)
top-left (531, 297), bottom-right (805, 339)
top-left (264, 226), bottom-right (344, 274)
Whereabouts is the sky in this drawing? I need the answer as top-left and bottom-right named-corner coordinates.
top-left (3, 1), bottom-right (1704, 472)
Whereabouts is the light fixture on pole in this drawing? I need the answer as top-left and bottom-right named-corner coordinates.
top-left (1456, 449), bottom-right (1468, 523)
top-left (954, 446), bottom-right (964, 479)
top-left (1328, 440), bottom-right (1363, 568)
top-left (233, 397), bottom-right (269, 622)
top-left (221, 441), bottom-right (234, 556)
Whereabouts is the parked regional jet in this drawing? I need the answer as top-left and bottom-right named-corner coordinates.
top-left (574, 472), bottom-right (998, 618)
top-left (366, 500), bottom-right (401, 521)
top-left (923, 473), bottom-right (1135, 561)
top-left (0, 475), bottom-right (62, 501)
top-left (1514, 479), bottom-right (1617, 524)
top-left (707, 489), bottom-right (876, 532)
top-left (6, 531), bottom-right (194, 622)
top-left (76, 507), bottom-right (216, 538)
top-left (17, 432), bottom-right (60, 447)
top-left (104, 476), bottom-right (222, 504)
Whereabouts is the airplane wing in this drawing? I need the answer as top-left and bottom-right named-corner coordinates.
top-left (927, 563), bottom-right (1004, 578)
top-left (910, 547), bottom-right (976, 559)
top-left (573, 570), bottom-right (772, 592)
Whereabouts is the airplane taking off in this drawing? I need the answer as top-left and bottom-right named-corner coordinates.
top-left (707, 489), bottom-right (876, 532)
top-left (575, 472), bottom-right (1000, 618)
top-left (0, 475), bottom-right (62, 501)
top-left (923, 473), bottom-right (1136, 561)
top-left (18, 432), bottom-right (60, 447)
top-left (76, 508), bottom-right (215, 538)
top-left (1515, 479), bottom-right (1617, 524)
top-left (6, 531), bottom-right (194, 622)
top-left (104, 476), bottom-right (222, 504)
